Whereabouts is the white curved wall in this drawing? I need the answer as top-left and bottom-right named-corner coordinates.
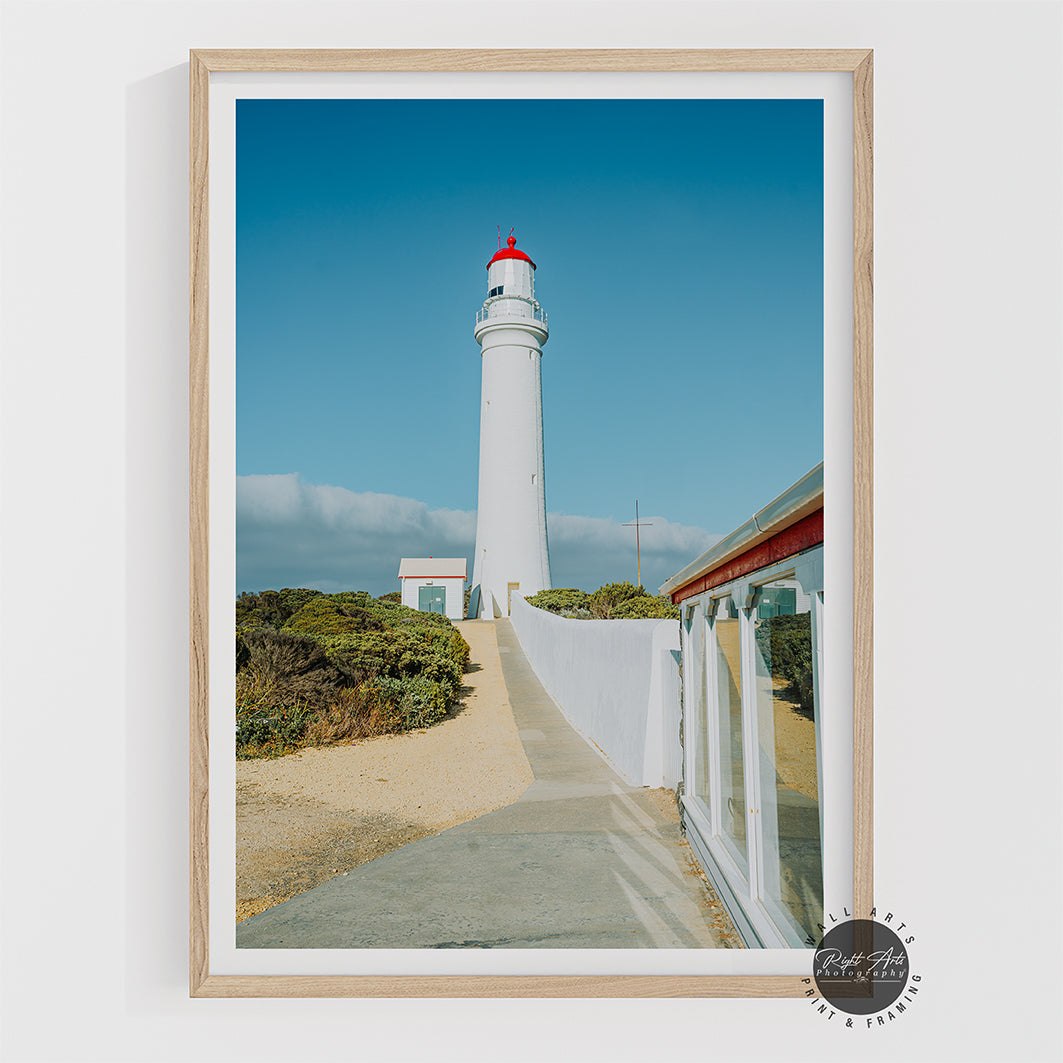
top-left (509, 595), bottom-right (681, 788)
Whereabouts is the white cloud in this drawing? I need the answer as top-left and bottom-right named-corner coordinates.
top-left (237, 474), bottom-right (719, 597)
top-left (237, 474), bottom-right (475, 595)
top-left (547, 512), bottom-right (721, 594)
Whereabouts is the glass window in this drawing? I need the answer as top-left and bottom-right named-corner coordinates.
top-left (752, 578), bottom-right (822, 943)
top-left (757, 585), bottom-right (796, 618)
top-left (713, 601), bottom-right (747, 875)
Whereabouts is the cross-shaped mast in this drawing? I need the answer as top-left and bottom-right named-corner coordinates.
top-left (622, 500), bottom-right (653, 588)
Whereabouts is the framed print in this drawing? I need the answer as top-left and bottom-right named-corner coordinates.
top-left (190, 49), bottom-right (873, 998)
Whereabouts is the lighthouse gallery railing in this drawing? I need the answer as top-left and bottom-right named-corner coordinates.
top-left (476, 303), bottom-right (547, 328)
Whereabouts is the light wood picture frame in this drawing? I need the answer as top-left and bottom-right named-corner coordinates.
top-left (190, 48), bottom-right (873, 998)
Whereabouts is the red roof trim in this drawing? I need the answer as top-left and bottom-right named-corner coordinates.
top-left (670, 511), bottom-right (824, 604)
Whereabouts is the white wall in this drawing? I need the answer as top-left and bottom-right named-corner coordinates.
top-left (1, 3), bottom-right (1060, 1062)
top-left (509, 595), bottom-right (680, 788)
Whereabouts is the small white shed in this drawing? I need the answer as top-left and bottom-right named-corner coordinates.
top-left (398, 558), bottom-right (467, 620)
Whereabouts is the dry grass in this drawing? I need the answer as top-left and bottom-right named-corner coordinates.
top-left (303, 686), bottom-right (394, 746)
top-left (236, 676), bottom-right (399, 758)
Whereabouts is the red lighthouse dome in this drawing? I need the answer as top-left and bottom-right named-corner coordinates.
top-left (487, 234), bottom-right (536, 270)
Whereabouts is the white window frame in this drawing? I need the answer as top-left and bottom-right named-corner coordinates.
top-left (679, 544), bottom-right (826, 948)
top-left (704, 593), bottom-right (753, 884)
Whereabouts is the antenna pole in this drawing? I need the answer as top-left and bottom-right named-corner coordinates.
top-left (622, 501), bottom-right (654, 589)
top-left (635, 500), bottom-right (641, 586)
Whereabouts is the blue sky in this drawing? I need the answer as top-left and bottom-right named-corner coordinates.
top-left (237, 97), bottom-right (823, 596)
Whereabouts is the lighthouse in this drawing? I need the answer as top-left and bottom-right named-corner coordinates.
top-left (467, 234), bottom-right (552, 618)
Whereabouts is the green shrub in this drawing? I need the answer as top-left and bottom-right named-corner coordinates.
top-left (235, 674), bottom-right (315, 758)
top-left (319, 630), bottom-right (387, 683)
top-left (325, 590), bottom-right (374, 610)
top-left (236, 592), bottom-right (277, 631)
top-left (397, 677), bottom-right (451, 729)
top-left (236, 705), bottom-right (313, 758)
top-left (389, 606), bottom-right (454, 630)
top-left (587, 581), bottom-right (646, 618)
top-left (283, 596), bottom-right (386, 639)
top-left (235, 588), bottom-right (470, 758)
top-left (525, 588), bottom-right (590, 615)
top-left (611, 594), bottom-right (680, 619)
top-left (526, 583), bottom-right (679, 620)
top-left (419, 623), bottom-right (471, 671)
top-left (236, 588), bottom-right (325, 631)
top-left (369, 675), bottom-right (451, 731)
top-left (291, 625), bottom-right (463, 693)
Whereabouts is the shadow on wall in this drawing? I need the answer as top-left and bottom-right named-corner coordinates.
top-left (508, 595), bottom-right (681, 788)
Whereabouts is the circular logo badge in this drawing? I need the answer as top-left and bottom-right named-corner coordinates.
top-left (813, 919), bottom-right (911, 1015)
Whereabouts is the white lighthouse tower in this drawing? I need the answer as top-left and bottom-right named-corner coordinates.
top-left (468, 234), bottom-right (552, 618)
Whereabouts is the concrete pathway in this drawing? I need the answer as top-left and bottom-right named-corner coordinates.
top-left (236, 620), bottom-right (740, 949)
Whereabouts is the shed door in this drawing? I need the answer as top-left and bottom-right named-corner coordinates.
top-left (418, 586), bottom-right (446, 614)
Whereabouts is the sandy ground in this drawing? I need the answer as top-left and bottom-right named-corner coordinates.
top-left (236, 620), bottom-right (534, 923)
top-left (770, 683), bottom-right (819, 803)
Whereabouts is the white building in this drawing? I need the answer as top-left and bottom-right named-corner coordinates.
top-left (660, 464), bottom-right (827, 949)
top-left (468, 235), bottom-right (552, 618)
top-left (398, 558), bottom-right (467, 620)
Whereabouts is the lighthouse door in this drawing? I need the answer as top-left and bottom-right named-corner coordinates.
top-left (507, 582), bottom-right (520, 615)
top-left (418, 586), bottom-right (446, 614)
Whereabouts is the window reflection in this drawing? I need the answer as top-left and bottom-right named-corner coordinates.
top-left (752, 579), bottom-right (822, 942)
top-left (688, 608), bottom-right (711, 814)
top-left (713, 604), bottom-right (747, 874)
